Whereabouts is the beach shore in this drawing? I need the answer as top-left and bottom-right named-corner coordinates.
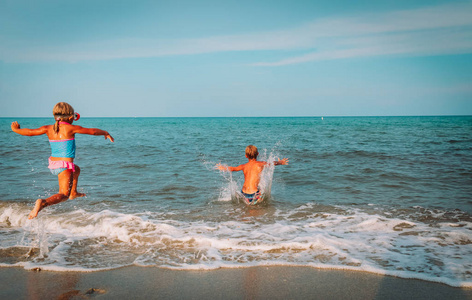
top-left (1, 266), bottom-right (470, 300)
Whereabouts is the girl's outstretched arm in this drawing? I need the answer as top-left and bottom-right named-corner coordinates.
top-left (11, 122), bottom-right (48, 136)
top-left (73, 126), bottom-right (114, 142)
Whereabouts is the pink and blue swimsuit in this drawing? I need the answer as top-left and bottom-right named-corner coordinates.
top-left (48, 138), bottom-right (76, 175)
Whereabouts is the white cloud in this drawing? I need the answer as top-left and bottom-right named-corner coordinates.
top-left (254, 29), bottom-right (472, 66)
top-left (254, 2), bottom-right (472, 66)
top-left (1, 1), bottom-right (471, 64)
top-left (0, 32), bottom-right (305, 63)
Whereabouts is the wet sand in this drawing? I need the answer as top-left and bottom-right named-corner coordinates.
top-left (1, 266), bottom-right (471, 300)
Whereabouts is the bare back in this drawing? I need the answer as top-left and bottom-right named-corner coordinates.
top-left (216, 154), bottom-right (288, 196)
top-left (241, 160), bottom-right (267, 194)
top-left (46, 124), bottom-right (76, 140)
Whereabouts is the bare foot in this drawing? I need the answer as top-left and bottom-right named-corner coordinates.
top-left (28, 199), bottom-right (44, 219)
top-left (69, 192), bottom-right (86, 200)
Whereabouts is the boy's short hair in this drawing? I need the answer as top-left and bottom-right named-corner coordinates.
top-left (245, 145), bottom-right (259, 159)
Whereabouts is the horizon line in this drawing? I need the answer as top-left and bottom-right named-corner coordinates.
top-left (1, 115), bottom-right (471, 119)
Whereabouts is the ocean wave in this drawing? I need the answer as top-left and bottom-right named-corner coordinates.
top-left (0, 201), bottom-right (471, 287)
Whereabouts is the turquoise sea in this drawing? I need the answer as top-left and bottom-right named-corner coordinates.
top-left (0, 116), bottom-right (471, 287)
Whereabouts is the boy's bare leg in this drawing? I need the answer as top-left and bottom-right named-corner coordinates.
top-left (69, 165), bottom-right (86, 200)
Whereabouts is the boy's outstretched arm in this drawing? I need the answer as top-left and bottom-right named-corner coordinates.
top-left (11, 122), bottom-right (48, 136)
top-left (216, 163), bottom-right (244, 172)
top-left (274, 158), bottom-right (289, 166)
top-left (73, 126), bottom-right (114, 142)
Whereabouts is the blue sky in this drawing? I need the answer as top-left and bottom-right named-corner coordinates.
top-left (1, 0), bottom-right (471, 117)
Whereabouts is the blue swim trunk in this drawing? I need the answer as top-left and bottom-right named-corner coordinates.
top-left (241, 189), bottom-right (262, 205)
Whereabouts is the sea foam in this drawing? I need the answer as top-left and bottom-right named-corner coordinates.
top-left (1, 201), bottom-right (471, 287)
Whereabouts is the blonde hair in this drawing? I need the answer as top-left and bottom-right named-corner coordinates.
top-left (52, 102), bottom-right (74, 133)
top-left (245, 145), bottom-right (259, 159)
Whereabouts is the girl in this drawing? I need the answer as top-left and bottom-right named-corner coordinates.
top-left (11, 102), bottom-right (114, 219)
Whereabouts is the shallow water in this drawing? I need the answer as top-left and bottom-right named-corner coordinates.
top-left (0, 116), bottom-right (471, 287)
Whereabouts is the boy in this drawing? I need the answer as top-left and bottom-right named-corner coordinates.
top-left (216, 145), bottom-right (288, 205)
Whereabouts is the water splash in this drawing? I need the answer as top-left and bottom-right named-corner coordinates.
top-left (217, 166), bottom-right (238, 202)
top-left (216, 148), bottom-right (280, 203)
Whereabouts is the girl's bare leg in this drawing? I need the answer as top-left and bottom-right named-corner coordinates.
top-left (28, 170), bottom-right (73, 219)
top-left (69, 165), bottom-right (86, 200)
top-left (28, 199), bottom-right (46, 219)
